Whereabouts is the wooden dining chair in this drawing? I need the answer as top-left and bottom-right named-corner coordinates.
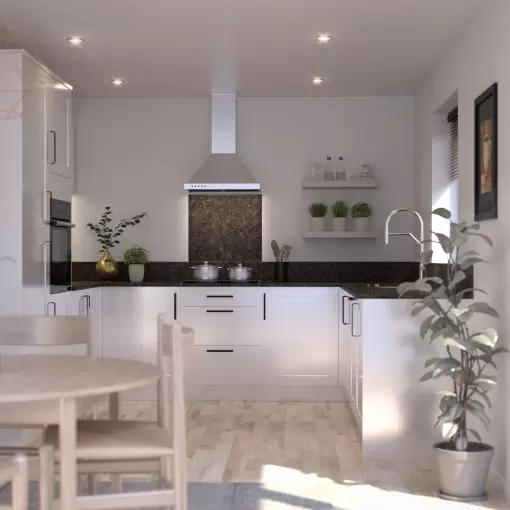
top-left (0, 315), bottom-right (92, 433)
top-left (0, 454), bottom-right (29, 510)
top-left (39, 319), bottom-right (194, 510)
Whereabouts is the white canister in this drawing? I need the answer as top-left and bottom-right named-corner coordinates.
top-left (332, 217), bottom-right (347, 231)
top-left (310, 217), bottom-right (326, 232)
top-left (354, 217), bottom-right (370, 233)
top-left (128, 264), bottom-right (145, 283)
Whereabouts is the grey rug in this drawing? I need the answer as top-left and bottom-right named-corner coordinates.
top-left (0, 481), bottom-right (337, 510)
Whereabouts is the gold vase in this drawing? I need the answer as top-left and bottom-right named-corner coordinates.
top-left (96, 251), bottom-right (119, 280)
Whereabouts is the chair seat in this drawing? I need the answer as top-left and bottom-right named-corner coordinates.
top-left (43, 420), bottom-right (174, 461)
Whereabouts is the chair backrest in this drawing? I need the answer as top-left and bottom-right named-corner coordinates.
top-left (156, 316), bottom-right (194, 431)
top-left (0, 454), bottom-right (28, 510)
top-left (0, 316), bottom-right (91, 354)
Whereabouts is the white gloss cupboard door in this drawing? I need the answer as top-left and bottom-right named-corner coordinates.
top-left (67, 288), bottom-right (103, 357)
top-left (102, 288), bottom-right (179, 364)
top-left (263, 287), bottom-right (339, 386)
top-left (44, 75), bottom-right (72, 180)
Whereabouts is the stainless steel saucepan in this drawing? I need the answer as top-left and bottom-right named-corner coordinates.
top-left (228, 263), bottom-right (253, 281)
top-left (190, 261), bottom-right (221, 280)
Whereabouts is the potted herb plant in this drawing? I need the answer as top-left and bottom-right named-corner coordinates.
top-left (398, 208), bottom-right (506, 502)
top-left (309, 203), bottom-right (328, 232)
top-left (351, 201), bottom-right (372, 232)
top-left (331, 201), bottom-right (348, 231)
top-left (124, 245), bottom-right (149, 283)
top-left (86, 207), bottom-right (147, 280)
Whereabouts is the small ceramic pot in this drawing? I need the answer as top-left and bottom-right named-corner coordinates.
top-left (354, 217), bottom-right (370, 232)
top-left (310, 217), bottom-right (326, 232)
top-left (128, 264), bottom-right (145, 283)
top-left (332, 217), bottom-right (347, 231)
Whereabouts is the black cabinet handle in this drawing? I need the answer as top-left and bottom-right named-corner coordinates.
top-left (173, 292), bottom-right (177, 320)
top-left (342, 295), bottom-right (353, 325)
top-left (206, 349), bottom-right (234, 353)
top-left (263, 292), bottom-right (266, 320)
top-left (206, 295), bottom-right (234, 299)
top-left (206, 309), bottom-right (234, 313)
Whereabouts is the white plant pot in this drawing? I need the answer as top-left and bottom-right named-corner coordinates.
top-left (310, 217), bottom-right (326, 232)
top-left (354, 217), bottom-right (370, 232)
top-left (128, 264), bottom-right (145, 283)
top-left (332, 217), bottom-right (347, 231)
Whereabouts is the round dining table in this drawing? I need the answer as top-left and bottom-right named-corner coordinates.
top-left (0, 354), bottom-right (160, 510)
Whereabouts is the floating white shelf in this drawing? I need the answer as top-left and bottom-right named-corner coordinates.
top-left (303, 231), bottom-right (378, 239)
top-left (302, 178), bottom-right (379, 189)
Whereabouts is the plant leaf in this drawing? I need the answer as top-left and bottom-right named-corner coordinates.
top-left (436, 390), bottom-right (457, 397)
top-left (472, 389), bottom-right (492, 409)
top-left (470, 329), bottom-right (498, 348)
top-left (441, 422), bottom-right (458, 440)
top-left (468, 302), bottom-right (499, 318)
top-left (443, 337), bottom-right (474, 353)
top-left (460, 257), bottom-right (488, 270)
top-left (474, 376), bottom-right (497, 386)
top-left (448, 403), bottom-right (463, 421)
top-left (467, 407), bottom-right (491, 430)
top-left (448, 270), bottom-right (466, 291)
top-left (434, 232), bottom-right (452, 254)
top-left (424, 357), bottom-right (441, 368)
top-left (420, 370), bottom-right (434, 382)
top-left (420, 315), bottom-right (435, 339)
top-left (432, 208), bottom-right (451, 219)
top-left (455, 435), bottom-right (468, 451)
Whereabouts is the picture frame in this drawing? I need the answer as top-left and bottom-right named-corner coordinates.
top-left (474, 83), bottom-right (498, 221)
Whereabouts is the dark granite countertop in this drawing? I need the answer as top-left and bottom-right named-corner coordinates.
top-left (68, 280), bottom-right (407, 298)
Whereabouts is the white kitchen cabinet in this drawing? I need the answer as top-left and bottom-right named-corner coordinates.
top-left (102, 287), bottom-right (179, 364)
top-left (0, 50), bottom-right (72, 316)
top-left (339, 287), bottom-right (363, 427)
top-left (263, 287), bottom-right (339, 386)
top-left (44, 73), bottom-right (73, 181)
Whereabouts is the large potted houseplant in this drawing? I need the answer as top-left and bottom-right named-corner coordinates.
top-left (309, 203), bottom-right (328, 232)
top-left (124, 245), bottom-right (149, 283)
top-left (351, 201), bottom-right (372, 232)
top-left (398, 208), bottom-right (506, 502)
top-left (331, 201), bottom-right (348, 231)
top-left (86, 206), bottom-right (147, 280)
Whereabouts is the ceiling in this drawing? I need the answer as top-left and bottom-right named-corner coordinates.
top-left (0, 0), bottom-right (483, 98)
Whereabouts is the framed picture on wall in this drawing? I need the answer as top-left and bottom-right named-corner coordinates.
top-left (474, 83), bottom-right (498, 221)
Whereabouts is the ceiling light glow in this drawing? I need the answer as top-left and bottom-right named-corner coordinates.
top-left (311, 77), bottom-right (325, 86)
top-left (66, 36), bottom-right (84, 46)
top-left (315, 33), bottom-right (333, 44)
top-left (110, 78), bottom-right (126, 86)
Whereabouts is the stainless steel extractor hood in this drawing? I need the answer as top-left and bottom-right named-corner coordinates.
top-left (184, 94), bottom-right (261, 192)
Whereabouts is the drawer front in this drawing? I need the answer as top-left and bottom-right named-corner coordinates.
top-left (181, 306), bottom-right (261, 345)
top-left (186, 346), bottom-right (268, 385)
top-left (181, 287), bottom-right (260, 307)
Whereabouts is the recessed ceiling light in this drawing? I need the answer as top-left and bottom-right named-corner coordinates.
top-left (109, 78), bottom-right (126, 86)
top-left (66, 36), bottom-right (84, 46)
top-left (315, 33), bottom-right (333, 44)
top-left (311, 77), bottom-right (325, 86)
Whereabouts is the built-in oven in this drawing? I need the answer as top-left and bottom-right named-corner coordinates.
top-left (49, 198), bottom-right (74, 293)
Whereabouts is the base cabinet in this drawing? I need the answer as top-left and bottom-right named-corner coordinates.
top-left (263, 288), bottom-right (339, 386)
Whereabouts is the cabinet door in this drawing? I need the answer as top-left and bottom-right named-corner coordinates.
top-left (67, 288), bottom-right (103, 357)
top-left (45, 290), bottom-right (69, 316)
top-left (351, 300), bottom-right (363, 415)
top-left (264, 288), bottom-right (339, 386)
top-left (339, 290), bottom-right (353, 387)
top-left (45, 76), bottom-right (72, 180)
top-left (102, 288), bottom-right (178, 364)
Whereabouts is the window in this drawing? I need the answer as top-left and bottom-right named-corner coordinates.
top-left (448, 107), bottom-right (459, 181)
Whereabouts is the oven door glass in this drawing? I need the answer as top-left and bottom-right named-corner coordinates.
top-left (50, 225), bottom-right (72, 292)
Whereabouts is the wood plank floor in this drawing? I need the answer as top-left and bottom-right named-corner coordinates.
top-left (99, 400), bottom-right (507, 508)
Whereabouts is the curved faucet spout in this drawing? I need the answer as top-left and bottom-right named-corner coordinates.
top-left (384, 208), bottom-right (426, 279)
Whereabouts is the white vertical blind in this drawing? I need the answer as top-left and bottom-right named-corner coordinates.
top-left (448, 107), bottom-right (458, 181)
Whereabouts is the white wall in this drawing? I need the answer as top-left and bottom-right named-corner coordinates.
top-left (415, 0), bottom-right (510, 491)
top-left (73, 97), bottom-right (416, 262)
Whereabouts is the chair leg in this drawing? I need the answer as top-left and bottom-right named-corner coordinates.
top-left (39, 445), bottom-right (54, 510)
top-left (12, 454), bottom-right (29, 510)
